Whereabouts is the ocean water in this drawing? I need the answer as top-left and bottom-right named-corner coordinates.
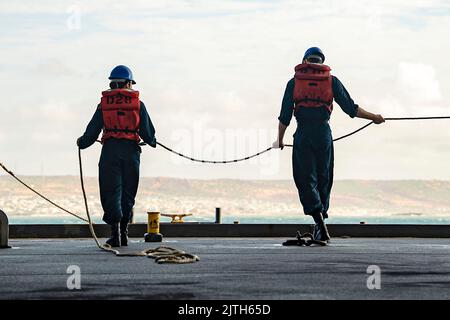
top-left (8, 215), bottom-right (450, 225)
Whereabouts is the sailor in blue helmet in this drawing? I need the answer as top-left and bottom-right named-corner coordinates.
top-left (275, 47), bottom-right (385, 242)
top-left (77, 65), bottom-right (157, 247)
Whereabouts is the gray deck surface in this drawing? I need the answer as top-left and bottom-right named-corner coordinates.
top-left (1, 238), bottom-right (449, 300)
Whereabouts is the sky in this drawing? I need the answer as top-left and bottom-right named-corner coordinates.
top-left (0, 0), bottom-right (449, 180)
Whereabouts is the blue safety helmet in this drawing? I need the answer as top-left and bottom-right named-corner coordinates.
top-left (303, 47), bottom-right (325, 63)
top-left (108, 65), bottom-right (136, 84)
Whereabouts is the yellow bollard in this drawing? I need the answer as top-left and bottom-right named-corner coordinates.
top-left (144, 212), bottom-right (163, 242)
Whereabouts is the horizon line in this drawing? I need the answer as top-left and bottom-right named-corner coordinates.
top-left (1, 175), bottom-right (449, 182)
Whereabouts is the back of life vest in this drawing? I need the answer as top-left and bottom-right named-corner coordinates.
top-left (293, 63), bottom-right (333, 114)
top-left (100, 89), bottom-right (141, 143)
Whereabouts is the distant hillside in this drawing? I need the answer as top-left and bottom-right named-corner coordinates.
top-left (1, 176), bottom-right (450, 222)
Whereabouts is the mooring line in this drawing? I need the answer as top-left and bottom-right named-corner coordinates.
top-left (78, 148), bottom-right (120, 254)
top-left (156, 116), bottom-right (450, 162)
top-left (0, 162), bottom-right (89, 223)
top-left (384, 116), bottom-right (450, 121)
top-left (156, 142), bottom-right (273, 164)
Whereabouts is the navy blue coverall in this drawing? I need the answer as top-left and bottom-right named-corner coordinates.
top-left (278, 76), bottom-right (359, 219)
top-left (78, 102), bottom-right (156, 225)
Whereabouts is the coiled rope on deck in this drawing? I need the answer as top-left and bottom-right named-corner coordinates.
top-left (282, 231), bottom-right (327, 247)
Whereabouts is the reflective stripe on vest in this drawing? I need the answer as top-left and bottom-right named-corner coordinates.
top-left (100, 89), bottom-right (141, 143)
top-left (293, 63), bottom-right (333, 114)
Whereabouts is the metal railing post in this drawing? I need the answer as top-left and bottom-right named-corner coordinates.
top-left (215, 207), bottom-right (222, 224)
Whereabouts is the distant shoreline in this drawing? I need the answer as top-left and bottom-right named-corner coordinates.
top-left (7, 215), bottom-right (450, 225)
top-left (2, 175), bottom-right (450, 182)
top-left (2, 177), bottom-right (450, 223)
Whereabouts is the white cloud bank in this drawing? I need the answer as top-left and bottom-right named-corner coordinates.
top-left (397, 62), bottom-right (441, 102)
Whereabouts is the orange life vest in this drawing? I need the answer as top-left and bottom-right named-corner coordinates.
top-left (293, 63), bottom-right (333, 114)
top-left (100, 89), bottom-right (141, 143)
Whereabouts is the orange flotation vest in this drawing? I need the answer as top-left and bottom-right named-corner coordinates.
top-left (293, 63), bottom-right (333, 114)
top-left (100, 89), bottom-right (141, 143)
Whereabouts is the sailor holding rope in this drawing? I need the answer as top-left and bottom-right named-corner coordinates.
top-left (275, 47), bottom-right (385, 242)
top-left (77, 65), bottom-right (157, 247)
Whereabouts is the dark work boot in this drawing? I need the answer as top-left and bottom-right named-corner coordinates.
top-left (312, 212), bottom-right (331, 242)
top-left (120, 221), bottom-right (129, 246)
top-left (106, 223), bottom-right (121, 247)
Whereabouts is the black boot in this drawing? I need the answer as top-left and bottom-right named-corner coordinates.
top-left (120, 221), bottom-right (128, 246)
top-left (106, 223), bottom-right (121, 247)
top-left (312, 212), bottom-right (331, 242)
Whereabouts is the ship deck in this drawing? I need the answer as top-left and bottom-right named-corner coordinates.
top-left (1, 237), bottom-right (450, 299)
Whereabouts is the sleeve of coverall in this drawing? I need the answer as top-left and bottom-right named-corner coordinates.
top-left (332, 76), bottom-right (359, 118)
top-left (277, 78), bottom-right (295, 126)
top-left (139, 102), bottom-right (157, 148)
top-left (78, 106), bottom-right (103, 149)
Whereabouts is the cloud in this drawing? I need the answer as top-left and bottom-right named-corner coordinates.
top-left (33, 59), bottom-right (80, 78)
top-left (368, 61), bottom-right (446, 117)
top-left (19, 101), bottom-right (76, 122)
top-left (397, 62), bottom-right (441, 102)
top-left (30, 132), bottom-right (64, 144)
